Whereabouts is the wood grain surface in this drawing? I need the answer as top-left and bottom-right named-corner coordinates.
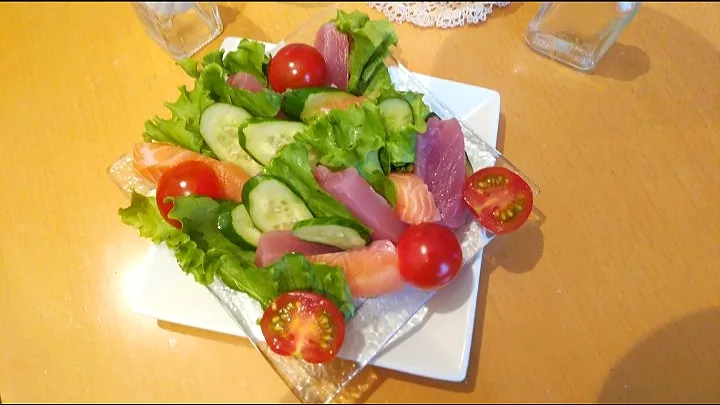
top-left (0, 2), bottom-right (718, 403)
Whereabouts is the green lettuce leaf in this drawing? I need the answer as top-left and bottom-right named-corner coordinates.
top-left (200, 63), bottom-right (281, 117)
top-left (118, 192), bottom-right (209, 284)
top-left (360, 64), bottom-right (398, 101)
top-left (177, 59), bottom-right (200, 79)
top-left (166, 195), bottom-right (277, 307)
top-left (141, 84), bottom-right (217, 158)
top-left (271, 254), bottom-right (355, 319)
top-left (311, 263), bottom-right (356, 319)
top-left (166, 195), bottom-right (356, 318)
top-left (222, 39), bottom-right (270, 86)
top-left (202, 50), bottom-right (224, 68)
top-left (334, 10), bottom-right (398, 96)
top-left (382, 91), bottom-right (432, 167)
top-left (264, 142), bottom-right (369, 231)
top-left (296, 101), bottom-right (397, 206)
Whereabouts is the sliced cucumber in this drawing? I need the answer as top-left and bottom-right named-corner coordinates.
top-left (199, 103), bottom-right (263, 176)
top-left (217, 202), bottom-right (262, 249)
top-left (281, 87), bottom-right (360, 122)
top-left (242, 175), bottom-right (314, 232)
top-left (301, 91), bottom-right (360, 122)
top-left (281, 87), bottom-right (340, 119)
top-left (238, 120), bottom-right (306, 165)
top-left (292, 217), bottom-right (371, 250)
top-left (378, 98), bottom-right (413, 131)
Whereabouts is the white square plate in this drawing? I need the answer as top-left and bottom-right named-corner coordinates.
top-left (131, 37), bottom-right (500, 383)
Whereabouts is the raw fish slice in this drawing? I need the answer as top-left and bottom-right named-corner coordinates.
top-left (388, 173), bottom-right (440, 225)
top-left (314, 22), bottom-right (349, 90)
top-left (307, 240), bottom-right (404, 298)
top-left (414, 117), bottom-right (469, 228)
top-left (313, 165), bottom-right (407, 243)
top-left (132, 142), bottom-right (250, 203)
top-left (255, 230), bottom-right (341, 267)
top-left (227, 72), bottom-right (264, 93)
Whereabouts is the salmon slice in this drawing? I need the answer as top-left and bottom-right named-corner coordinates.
top-left (388, 173), bottom-right (441, 225)
top-left (319, 95), bottom-right (366, 113)
top-left (307, 240), bottom-right (405, 298)
top-left (132, 142), bottom-right (250, 202)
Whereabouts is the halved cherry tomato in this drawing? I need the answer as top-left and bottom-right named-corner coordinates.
top-left (268, 43), bottom-right (327, 93)
top-left (463, 166), bottom-right (533, 235)
top-left (156, 160), bottom-right (225, 229)
top-left (260, 291), bottom-right (345, 364)
top-left (397, 223), bottom-right (463, 290)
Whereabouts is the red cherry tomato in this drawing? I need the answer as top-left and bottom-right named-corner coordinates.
top-left (268, 43), bottom-right (327, 93)
top-left (397, 223), bottom-right (463, 290)
top-left (156, 161), bottom-right (225, 229)
top-left (260, 291), bottom-right (345, 364)
top-left (463, 166), bottom-right (533, 235)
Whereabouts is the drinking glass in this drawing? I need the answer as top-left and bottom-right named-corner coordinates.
top-left (132, 2), bottom-right (224, 61)
top-left (525, 2), bottom-right (641, 71)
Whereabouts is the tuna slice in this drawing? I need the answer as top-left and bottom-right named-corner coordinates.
top-left (227, 72), bottom-right (264, 93)
top-left (314, 22), bottom-right (349, 90)
top-left (414, 116), bottom-right (469, 228)
top-left (307, 240), bottom-right (404, 298)
top-left (313, 165), bottom-right (408, 244)
top-left (255, 230), bottom-right (341, 267)
top-left (388, 173), bottom-right (441, 225)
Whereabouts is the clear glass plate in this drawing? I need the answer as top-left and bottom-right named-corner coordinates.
top-left (107, 4), bottom-right (539, 403)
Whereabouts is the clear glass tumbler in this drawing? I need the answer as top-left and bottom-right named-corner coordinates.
top-left (132, 2), bottom-right (224, 61)
top-left (525, 2), bottom-right (640, 71)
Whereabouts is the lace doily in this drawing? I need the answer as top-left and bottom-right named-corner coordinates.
top-left (368, 2), bottom-right (511, 29)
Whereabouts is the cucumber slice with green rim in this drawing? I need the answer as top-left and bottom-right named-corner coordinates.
top-left (238, 120), bottom-right (306, 165)
top-left (242, 175), bottom-right (314, 232)
top-left (378, 98), bottom-right (413, 131)
top-left (281, 87), bottom-right (341, 119)
top-left (292, 217), bottom-right (371, 250)
top-left (281, 87), bottom-right (360, 123)
top-left (217, 201), bottom-right (262, 249)
top-left (199, 103), bottom-right (263, 176)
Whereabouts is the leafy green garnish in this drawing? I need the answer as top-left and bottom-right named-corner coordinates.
top-left (296, 101), bottom-right (397, 206)
top-left (141, 84), bottom-right (217, 158)
top-left (382, 92), bottom-right (432, 168)
top-left (265, 142), bottom-right (369, 232)
top-left (334, 10), bottom-right (399, 96)
top-left (118, 192), bottom-right (210, 284)
top-left (200, 63), bottom-right (281, 117)
top-left (271, 254), bottom-right (355, 319)
top-left (222, 39), bottom-right (270, 86)
top-left (119, 193), bottom-right (355, 318)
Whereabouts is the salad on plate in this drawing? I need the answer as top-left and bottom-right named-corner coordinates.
top-left (117, 9), bottom-right (534, 367)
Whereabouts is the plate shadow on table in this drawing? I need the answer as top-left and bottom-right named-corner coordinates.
top-left (598, 308), bottom-right (720, 403)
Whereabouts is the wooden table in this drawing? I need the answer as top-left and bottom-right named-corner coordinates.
top-left (1, 2), bottom-right (718, 403)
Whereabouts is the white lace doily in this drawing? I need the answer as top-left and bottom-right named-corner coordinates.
top-left (368, 2), bottom-right (511, 29)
